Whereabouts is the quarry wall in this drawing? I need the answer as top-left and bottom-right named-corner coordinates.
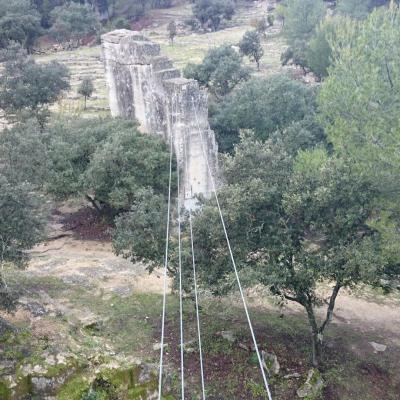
top-left (101, 30), bottom-right (219, 203)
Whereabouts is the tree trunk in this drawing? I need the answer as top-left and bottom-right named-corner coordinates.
top-left (303, 283), bottom-right (342, 368)
top-left (84, 96), bottom-right (87, 110)
top-left (85, 194), bottom-right (102, 213)
top-left (304, 302), bottom-right (322, 367)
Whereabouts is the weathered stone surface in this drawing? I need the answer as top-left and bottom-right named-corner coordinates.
top-left (297, 368), bottom-right (324, 399)
top-left (261, 350), bottom-right (280, 376)
top-left (217, 330), bottom-right (236, 343)
top-left (16, 353), bottom-right (81, 398)
top-left (369, 341), bottom-right (387, 353)
top-left (152, 342), bottom-right (169, 351)
top-left (101, 29), bottom-right (219, 202)
top-left (21, 301), bottom-right (47, 317)
top-left (284, 372), bottom-right (302, 379)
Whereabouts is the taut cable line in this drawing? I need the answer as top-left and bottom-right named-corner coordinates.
top-left (183, 126), bottom-right (207, 399)
top-left (176, 96), bottom-right (186, 399)
top-left (157, 96), bottom-right (175, 400)
top-left (191, 98), bottom-right (273, 400)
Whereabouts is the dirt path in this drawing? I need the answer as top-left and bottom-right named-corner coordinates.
top-left (245, 284), bottom-right (400, 352)
top-left (28, 204), bottom-right (166, 298)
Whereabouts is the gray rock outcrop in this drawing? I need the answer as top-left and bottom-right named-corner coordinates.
top-left (297, 368), bottom-right (324, 399)
top-left (101, 30), bottom-right (219, 202)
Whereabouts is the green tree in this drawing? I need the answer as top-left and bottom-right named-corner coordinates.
top-left (191, 139), bottom-right (383, 367)
top-left (270, 115), bottom-right (327, 157)
top-left (184, 45), bottom-right (250, 98)
top-left (239, 30), bottom-right (264, 70)
top-left (167, 20), bottom-right (177, 44)
top-left (337, 0), bottom-right (371, 18)
top-left (193, 0), bottom-right (235, 31)
top-left (275, 2), bottom-right (288, 26)
top-left (0, 174), bottom-right (46, 317)
top-left (44, 118), bottom-right (125, 200)
top-left (112, 17), bottom-right (131, 30)
top-left (50, 3), bottom-right (99, 45)
top-left (113, 189), bottom-right (169, 270)
top-left (211, 74), bottom-right (316, 152)
top-left (306, 16), bottom-right (341, 79)
top-left (0, 0), bottom-right (42, 51)
top-left (284, 0), bottom-right (326, 43)
top-left (282, 0), bottom-right (326, 70)
top-left (319, 5), bottom-right (400, 278)
top-left (0, 117), bottom-right (175, 217)
top-left (319, 5), bottom-right (400, 195)
top-left (78, 78), bottom-right (95, 110)
top-left (0, 47), bottom-right (70, 126)
top-left (251, 17), bottom-right (268, 38)
top-left (0, 121), bottom-right (50, 186)
top-left (83, 125), bottom-right (175, 214)
top-left (336, 0), bottom-right (395, 19)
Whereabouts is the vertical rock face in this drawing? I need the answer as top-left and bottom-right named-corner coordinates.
top-left (101, 29), bottom-right (218, 202)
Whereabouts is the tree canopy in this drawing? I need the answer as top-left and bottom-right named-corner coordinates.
top-left (184, 45), bottom-right (250, 98)
top-left (0, 118), bottom-right (175, 216)
top-left (306, 16), bottom-right (341, 79)
top-left (239, 30), bottom-right (264, 70)
top-left (78, 78), bottom-right (95, 109)
top-left (319, 4), bottom-right (400, 281)
top-left (0, 0), bottom-right (42, 51)
top-left (0, 47), bottom-right (70, 126)
top-left (190, 136), bottom-right (383, 366)
top-left (211, 74), bottom-right (317, 152)
top-left (281, 0), bottom-right (326, 72)
top-left (49, 3), bottom-right (99, 44)
top-left (192, 0), bottom-right (235, 31)
top-left (336, 0), bottom-right (396, 19)
top-left (0, 174), bottom-right (46, 312)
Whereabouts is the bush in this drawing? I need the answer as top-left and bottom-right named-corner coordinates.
top-left (49, 3), bottom-right (99, 45)
top-left (193, 0), bottom-right (235, 31)
top-left (0, 46), bottom-right (70, 126)
top-left (211, 74), bottom-right (317, 152)
top-left (0, 117), bottom-right (175, 217)
top-left (0, 0), bottom-right (42, 51)
top-left (184, 45), bottom-right (250, 97)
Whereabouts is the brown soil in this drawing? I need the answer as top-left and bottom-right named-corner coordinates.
top-left (60, 206), bottom-right (112, 241)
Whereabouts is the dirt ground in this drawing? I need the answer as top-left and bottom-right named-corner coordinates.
top-left (7, 203), bottom-right (395, 399)
top-left (28, 202), bottom-right (167, 298)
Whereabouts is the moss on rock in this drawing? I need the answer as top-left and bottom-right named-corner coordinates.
top-left (0, 380), bottom-right (12, 400)
top-left (55, 361), bottom-right (167, 400)
top-left (57, 376), bottom-right (92, 400)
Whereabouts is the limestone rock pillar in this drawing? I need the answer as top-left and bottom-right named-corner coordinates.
top-left (101, 29), bottom-right (218, 202)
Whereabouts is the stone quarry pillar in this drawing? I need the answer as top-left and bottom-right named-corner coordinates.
top-left (101, 30), bottom-right (218, 203)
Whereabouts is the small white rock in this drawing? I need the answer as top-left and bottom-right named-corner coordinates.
top-left (369, 341), bottom-right (387, 353)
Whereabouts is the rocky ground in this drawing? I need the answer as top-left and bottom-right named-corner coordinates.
top-left (1, 201), bottom-right (399, 399)
top-left (0, 202), bottom-right (172, 399)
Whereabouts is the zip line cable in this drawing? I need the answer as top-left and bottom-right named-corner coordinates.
top-left (183, 128), bottom-right (207, 400)
top-left (188, 212), bottom-right (207, 399)
top-left (191, 98), bottom-right (273, 400)
top-left (176, 112), bottom-right (185, 399)
top-left (157, 98), bottom-right (175, 400)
